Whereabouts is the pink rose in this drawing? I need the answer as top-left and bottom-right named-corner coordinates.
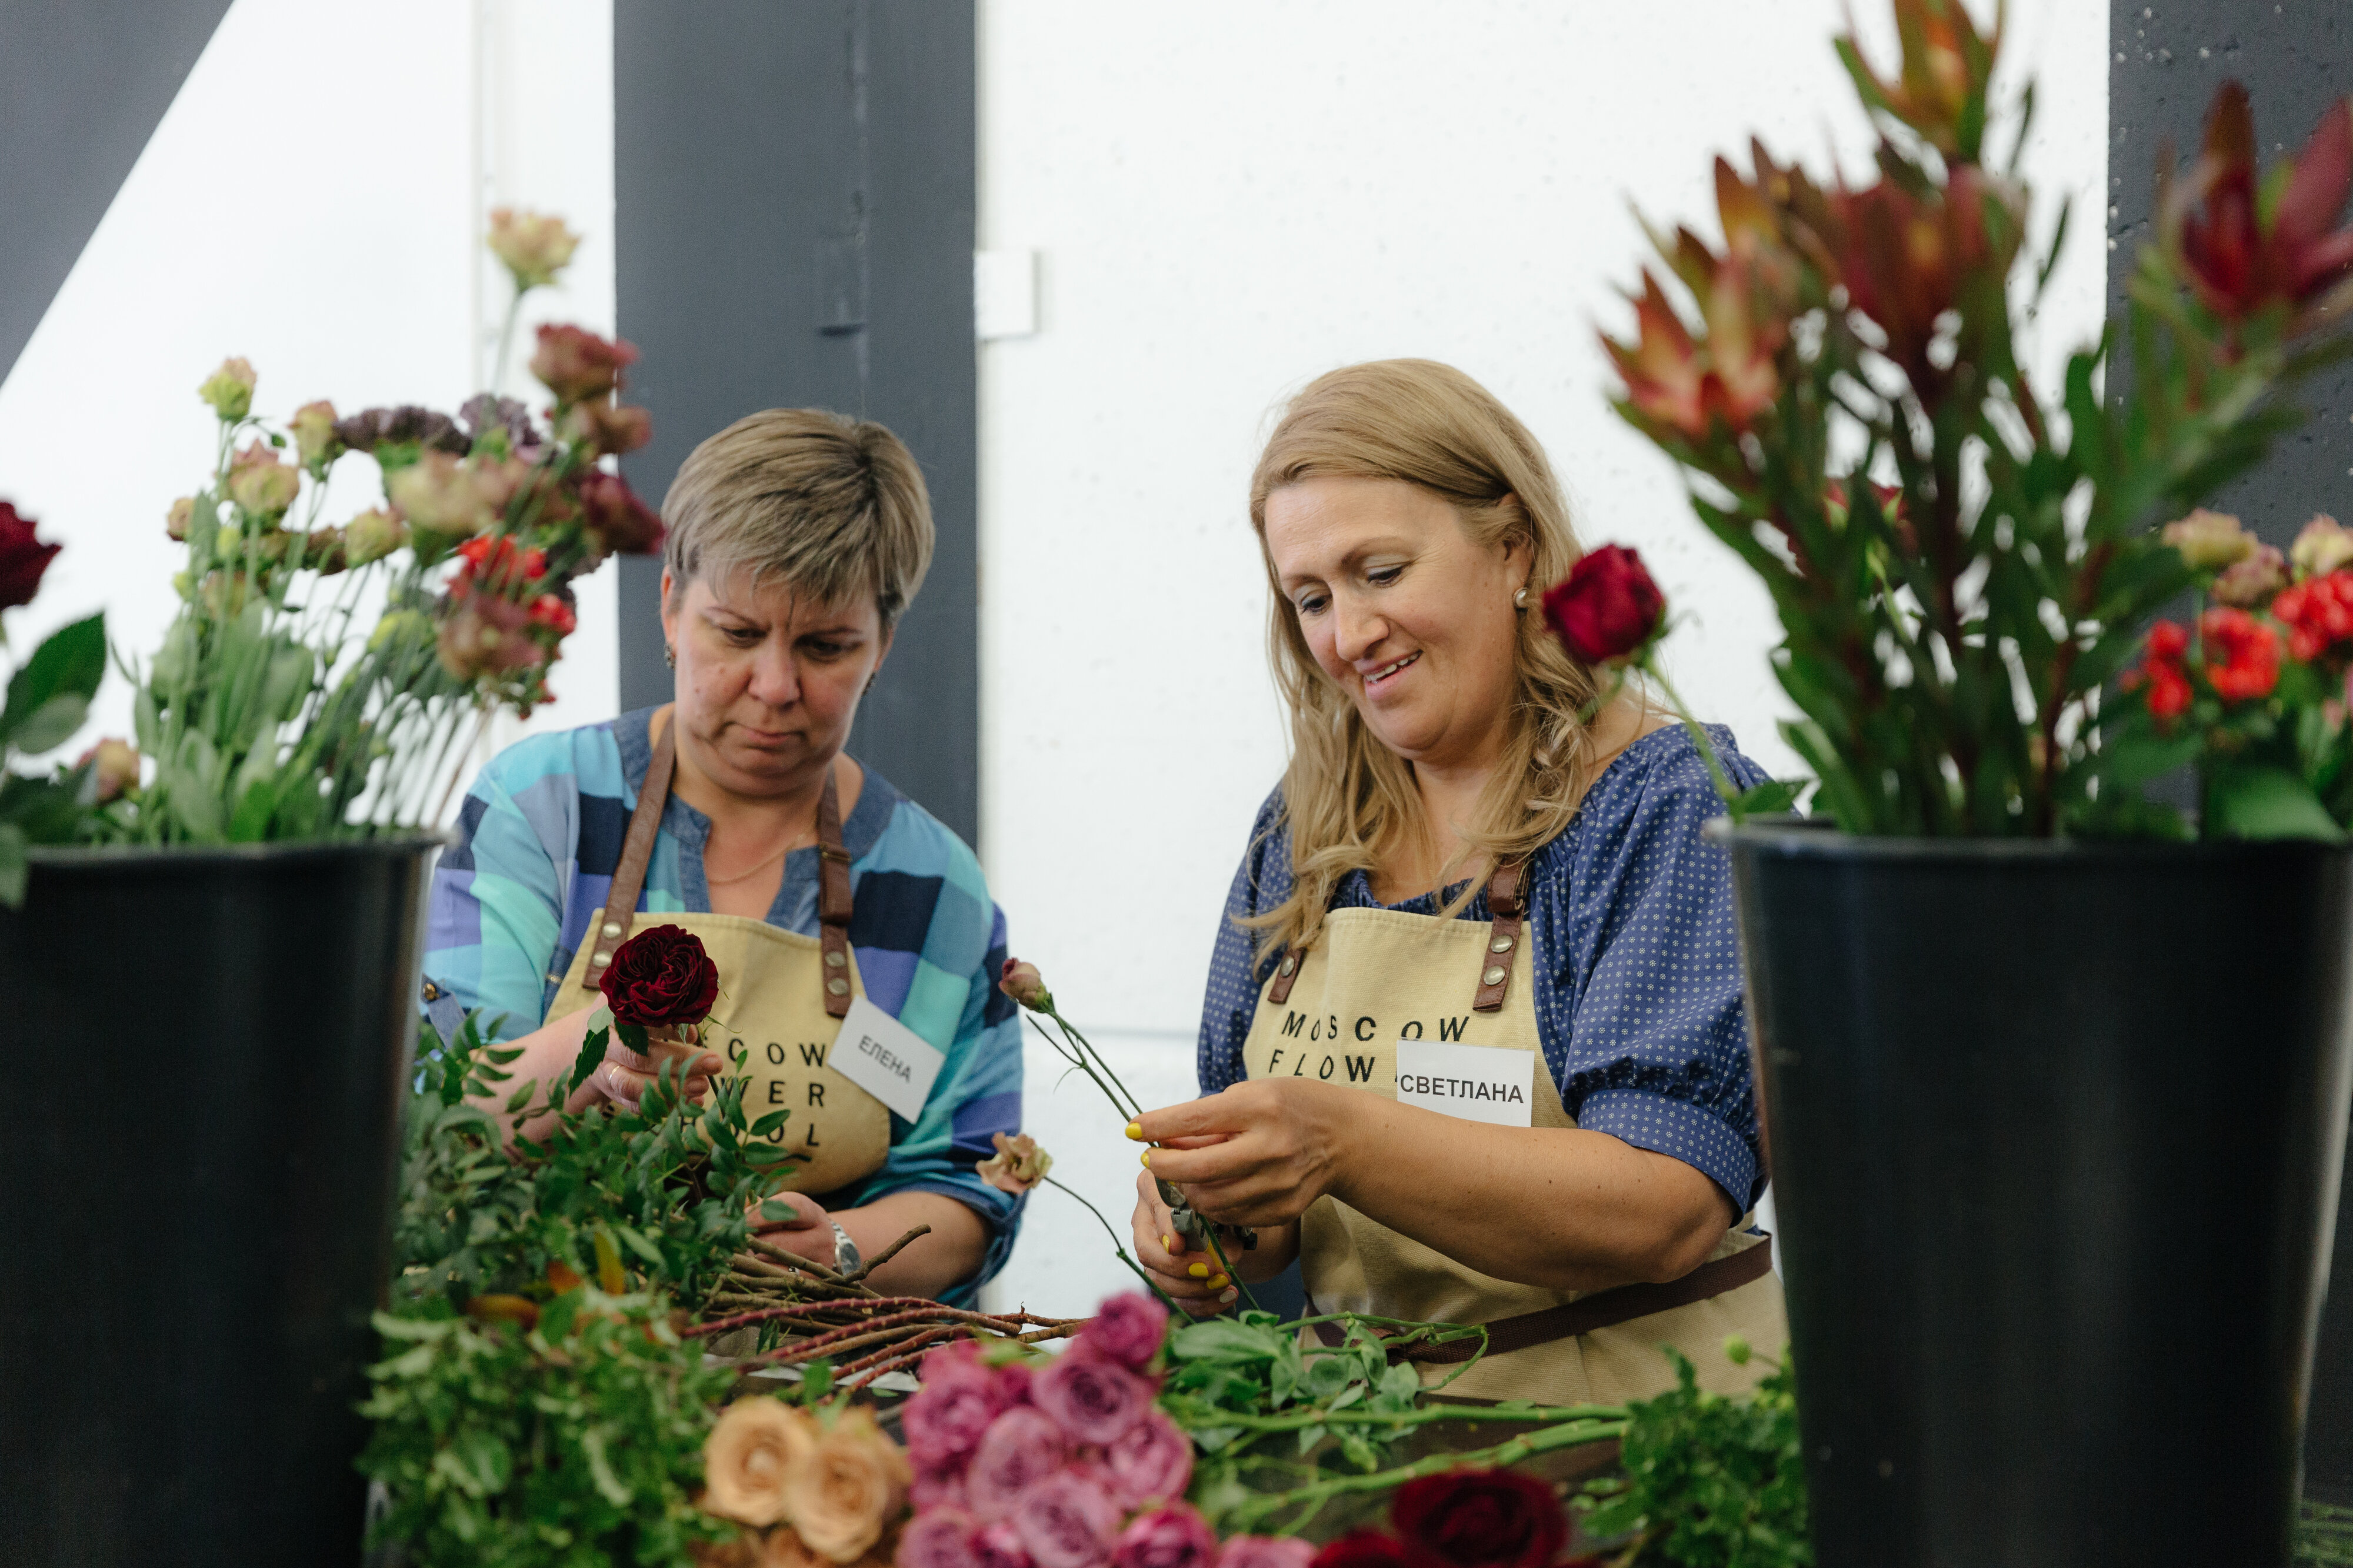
top-left (967, 1407), bottom-right (1068, 1520)
top-left (974, 1520), bottom-right (1034, 1568)
top-left (1011, 1472), bottom-right (1122, 1568)
top-left (996, 1362), bottom-right (1036, 1407)
top-left (905, 1345), bottom-right (1010, 1472)
top-left (1101, 1410), bottom-right (1191, 1509)
top-left (1112, 1506), bottom-right (1217, 1568)
top-left (914, 1470), bottom-right (971, 1514)
top-left (1214, 1539), bottom-right (1315, 1568)
top-left (1034, 1353), bottom-right (1151, 1447)
top-left (1074, 1293), bottom-right (1168, 1376)
top-left (899, 1507), bottom-right (982, 1568)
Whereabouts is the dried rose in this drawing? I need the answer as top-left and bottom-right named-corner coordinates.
top-left (1031, 1350), bottom-right (1150, 1447)
top-left (0, 502), bottom-right (61, 610)
top-left (1111, 1506), bottom-right (1216, 1568)
top-left (531, 323), bottom-right (639, 405)
top-left (166, 496), bottom-right (195, 542)
top-left (976, 1132), bottom-right (1052, 1196)
top-left (2161, 508), bottom-right (2257, 571)
top-left (1071, 1292), bottom-right (1166, 1375)
top-left (78, 738), bottom-right (139, 802)
top-left (559, 398), bottom-right (654, 457)
top-left (601, 923), bottom-right (722, 1029)
top-left (198, 357), bottom-right (256, 421)
top-left (1389, 1469), bottom-right (1566, 1568)
top-left (899, 1509), bottom-right (985, 1568)
top-left (1009, 1472), bottom-right (1121, 1568)
top-left (904, 1341), bottom-right (1009, 1472)
top-left (963, 1407), bottom-right (1066, 1520)
top-left (2214, 543), bottom-right (2289, 608)
top-left (704, 1396), bottom-right (816, 1527)
top-left (578, 469), bottom-right (666, 555)
top-left (781, 1406), bottom-right (911, 1564)
top-left (1540, 545), bottom-right (1665, 666)
top-left (342, 507), bottom-right (409, 565)
top-left (226, 442), bottom-right (301, 519)
top-left (1213, 1540), bottom-right (1314, 1568)
top-left (1101, 1409), bottom-right (1191, 1510)
top-left (998, 959), bottom-right (1051, 1012)
top-left (488, 206), bottom-right (582, 291)
top-left (290, 399), bottom-right (342, 472)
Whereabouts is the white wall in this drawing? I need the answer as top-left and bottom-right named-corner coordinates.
top-left (0, 0), bottom-right (618, 803)
top-left (975, 0), bottom-right (2109, 1314)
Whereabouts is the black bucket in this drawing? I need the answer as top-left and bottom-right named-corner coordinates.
top-left (1720, 823), bottom-right (2353, 1567)
top-left (0, 837), bottom-right (438, 1568)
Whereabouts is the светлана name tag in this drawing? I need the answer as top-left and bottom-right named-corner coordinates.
top-left (1393, 1038), bottom-right (1534, 1128)
top-left (832, 995), bottom-right (944, 1123)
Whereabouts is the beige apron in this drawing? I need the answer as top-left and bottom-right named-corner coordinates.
top-left (543, 714), bottom-right (892, 1196)
top-left (1242, 860), bottom-right (1787, 1406)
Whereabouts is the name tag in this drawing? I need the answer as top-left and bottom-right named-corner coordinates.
top-left (1394, 1039), bottom-right (1534, 1127)
top-left (831, 995), bottom-right (946, 1123)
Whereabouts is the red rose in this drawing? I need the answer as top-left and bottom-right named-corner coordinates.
top-left (598, 924), bottom-right (719, 1027)
top-left (1309, 1533), bottom-right (1415, 1568)
top-left (577, 471), bottom-right (666, 556)
top-left (1539, 545), bottom-right (1665, 666)
top-left (1389, 1469), bottom-right (1566, 1568)
top-left (530, 323), bottom-right (639, 405)
top-left (2199, 606), bottom-right (2281, 702)
top-left (0, 502), bottom-right (62, 610)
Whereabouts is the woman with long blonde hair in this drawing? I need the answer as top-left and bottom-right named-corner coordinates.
top-left (1126, 360), bottom-right (1785, 1404)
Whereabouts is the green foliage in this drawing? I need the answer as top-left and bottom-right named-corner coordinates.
top-left (1579, 1347), bottom-right (1810, 1568)
top-left (0, 612), bottom-right (108, 904)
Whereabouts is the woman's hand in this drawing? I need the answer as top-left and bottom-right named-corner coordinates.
top-left (1132, 1078), bottom-right (1367, 1229)
top-left (1130, 1169), bottom-right (1237, 1317)
top-left (588, 1023), bottom-right (724, 1114)
top-left (748, 1188), bottom-right (838, 1270)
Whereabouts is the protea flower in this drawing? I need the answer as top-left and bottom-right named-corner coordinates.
top-left (2168, 81), bottom-right (2353, 328)
top-left (1835, 0), bottom-right (2000, 163)
top-left (1819, 164), bottom-right (2024, 379)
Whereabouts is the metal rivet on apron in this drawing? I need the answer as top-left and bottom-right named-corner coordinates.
top-left (825, 950), bottom-right (846, 968)
top-left (1489, 935), bottom-right (1514, 953)
top-left (421, 981), bottom-right (440, 1001)
top-left (826, 977), bottom-right (850, 996)
top-left (602, 921), bottom-right (624, 939)
top-left (1279, 956), bottom-right (1296, 976)
top-left (1481, 965), bottom-right (1506, 986)
top-left (591, 951), bottom-right (612, 968)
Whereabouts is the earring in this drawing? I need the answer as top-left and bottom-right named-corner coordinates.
top-left (663, 643), bottom-right (676, 668)
top-left (1514, 586), bottom-right (1529, 608)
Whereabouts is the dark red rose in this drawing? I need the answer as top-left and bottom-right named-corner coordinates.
top-left (577, 471), bottom-right (666, 556)
top-left (1389, 1470), bottom-right (1565, 1568)
top-left (531, 323), bottom-right (639, 405)
top-left (598, 924), bottom-right (719, 1027)
top-left (1539, 545), bottom-right (1665, 666)
top-left (0, 502), bottom-right (62, 610)
top-left (1309, 1532), bottom-right (1416, 1568)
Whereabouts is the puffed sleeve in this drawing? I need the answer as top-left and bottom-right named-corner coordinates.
top-left (1196, 787), bottom-right (1291, 1095)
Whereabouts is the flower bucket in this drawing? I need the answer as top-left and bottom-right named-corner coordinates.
top-left (1720, 823), bottom-right (2353, 1567)
top-left (0, 836), bottom-right (438, 1568)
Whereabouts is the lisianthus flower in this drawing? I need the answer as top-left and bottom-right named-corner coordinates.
top-left (998, 959), bottom-right (1051, 1012)
top-left (488, 206), bottom-right (581, 291)
top-left (289, 400), bottom-right (342, 473)
top-left (198, 357), bottom-right (256, 421)
top-left (78, 738), bottom-right (139, 802)
top-left (578, 471), bottom-right (666, 555)
top-left (342, 508), bottom-right (409, 566)
top-left (226, 442), bottom-right (301, 520)
top-left (2294, 514), bottom-right (2353, 579)
top-left (558, 398), bottom-right (654, 458)
top-left (335, 403), bottom-right (469, 456)
top-left (436, 590), bottom-right (544, 679)
top-left (2161, 508), bottom-right (2257, 571)
top-left (2214, 543), bottom-right (2289, 608)
top-left (532, 323), bottom-right (639, 405)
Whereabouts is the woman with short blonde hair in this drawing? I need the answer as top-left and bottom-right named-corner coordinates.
top-left (1128, 360), bottom-right (1786, 1405)
top-left (425, 408), bottom-right (1024, 1305)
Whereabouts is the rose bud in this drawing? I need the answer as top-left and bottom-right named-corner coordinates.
top-left (1539, 543), bottom-right (1666, 666)
top-left (488, 206), bottom-right (582, 291)
top-left (0, 501), bottom-right (62, 610)
top-left (998, 959), bottom-right (1052, 1012)
top-left (341, 507), bottom-right (410, 566)
top-left (289, 399), bottom-right (342, 473)
top-left (78, 738), bottom-right (140, 802)
top-left (2294, 514), bottom-right (2353, 580)
top-left (558, 397), bottom-right (654, 457)
top-left (226, 441), bottom-right (301, 519)
top-left (2161, 508), bottom-right (2257, 571)
top-left (387, 451), bottom-right (497, 536)
top-left (975, 1132), bottom-right (1053, 1196)
top-left (577, 470), bottom-right (666, 555)
top-left (530, 322), bottom-right (639, 405)
top-left (197, 356), bottom-right (257, 421)
top-left (166, 496), bottom-right (195, 542)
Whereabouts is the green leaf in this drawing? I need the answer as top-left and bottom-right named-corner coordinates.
top-left (0, 613), bottom-right (104, 753)
top-left (7, 693), bottom-right (86, 755)
top-left (1170, 1318), bottom-right (1281, 1363)
top-left (751, 1110), bottom-right (791, 1138)
top-left (569, 1024), bottom-right (611, 1097)
top-left (1732, 779), bottom-right (1804, 818)
top-left (2207, 763), bottom-right (2344, 842)
top-left (579, 1426), bottom-right (634, 1507)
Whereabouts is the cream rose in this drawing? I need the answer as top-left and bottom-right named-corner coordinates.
top-left (780, 1406), bottom-right (912, 1563)
top-left (704, 1397), bottom-right (818, 1527)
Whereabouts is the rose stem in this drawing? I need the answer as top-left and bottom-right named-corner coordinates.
top-left (1224, 1414), bottom-right (1629, 1536)
top-left (1638, 650), bottom-right (1744, 818)
top-left (1024, 1013), bottom-right (1138, 1123)
top-left (741, 1235), bottom-right (879, 1295)
top-left (1197, 1224), bottom-right (1263, 1315)
top-left (1039, 1173), bottom-right (1182, 1312)
top-left (840, 1224), bottom-right (931, 1285)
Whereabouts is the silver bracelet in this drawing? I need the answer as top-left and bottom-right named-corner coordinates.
top-left (828, 1220), bottom-right (862, 1275)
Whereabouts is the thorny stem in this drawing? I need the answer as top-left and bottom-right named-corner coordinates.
top-left (1041, 1173), bottom-right (1181, 1312)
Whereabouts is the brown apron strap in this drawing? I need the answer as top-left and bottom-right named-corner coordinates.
top-left (816, 767), bottom-right (853, 1019)
top-left (584, 714), bottom-right (678, 985)
top-left (1471, 859), bottom-right (1527, 1013)
top-left (1311, 1233), bottom-right (1775, 1363)
top-left (1265, 943), bottom-right (1303, 1005)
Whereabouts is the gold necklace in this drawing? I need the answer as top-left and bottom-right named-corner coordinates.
top-left (705, 825), bottom-right (812, 886)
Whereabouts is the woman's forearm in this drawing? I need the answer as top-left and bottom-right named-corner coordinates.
top-left (838, 1190), bottom-right (990, 1299)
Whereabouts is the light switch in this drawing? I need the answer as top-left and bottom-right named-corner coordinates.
top-left (975, 249), bottom-right (1038, 340)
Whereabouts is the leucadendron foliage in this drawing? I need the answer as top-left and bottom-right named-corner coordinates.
top-left (1605, 0), bottom-right (2353, 838)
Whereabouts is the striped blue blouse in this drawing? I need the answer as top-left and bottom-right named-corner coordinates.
top-left (421, 709), bottom-right (1025, 1300)
top-left (1198, 724), bottom-right (1769, 1210)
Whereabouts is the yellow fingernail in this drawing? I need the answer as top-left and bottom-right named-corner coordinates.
top-left (1124, 1121), bottom-right (1145, 1140)
top-left (1141, 1150), bottom-right (1151, 1167)
top-left (1210, 1273), bottom-right (1229, 1289)
top-left (1188, 1263), bottom-right (1209, 1279)
top-left (1161, 1234), bottom-right (1173, 1252)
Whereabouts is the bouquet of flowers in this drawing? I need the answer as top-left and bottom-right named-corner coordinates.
top-left (0, 500), bottom-right (105, 900)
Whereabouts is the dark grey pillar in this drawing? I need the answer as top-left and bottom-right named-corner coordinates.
top-left (0, 0), bottom-right (234, 383)
top-left (2107, 0), bottom-right (2353, 1505)
top-left (614, 1), bottom-right (979, 847)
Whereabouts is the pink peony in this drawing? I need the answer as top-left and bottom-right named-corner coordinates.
top-left (1112, 1506), bottom-right (1217, 1568)
top-left (1101, 1410), bottom-right (1191, 1509)
top-left (966, 1407), bottom-right (1068, 1520)
top-left (899, 1507), bottom-right (983, 1568)
top-left (1011, 1472), bottom-right (1122, 1568)
top-left (1213, 1540), bottom-right (1314, 1568)
top-left (1034, 1353), bottom-right (1152, 1447)
top-left (905, 1343), bottom-right (1011, 1472)
top-left (1074, 1293), bottom-right (1168, 1375)
top-left (974, 1520), bottom-right (1035, 1568)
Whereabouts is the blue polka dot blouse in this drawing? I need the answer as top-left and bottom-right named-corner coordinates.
top-left (1196, 724), bottom-right (1769, 1210)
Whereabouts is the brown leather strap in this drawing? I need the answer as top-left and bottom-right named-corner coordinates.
top-left (816, 768), bottom-right (853, 1019)
top-left (1471, 859), bottom-right (1527, 1013)
top-left (1311, 1235), bottom-right (1775, 1363)
top-left (585, 715), bottom-right (678, 987)
top-left (1265, 943), bottom-right (1303, 1005)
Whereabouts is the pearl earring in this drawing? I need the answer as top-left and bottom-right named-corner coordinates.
top-left (663, 643), bottom-right (676, 668)
top-left (1514, 586), bottom-right (1529, 607)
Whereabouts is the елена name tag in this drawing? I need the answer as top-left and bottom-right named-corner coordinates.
top-left (832, 995), bottom-right (945, 1123)
top-left (1392, 1038), bottom-right (1535, 1128)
